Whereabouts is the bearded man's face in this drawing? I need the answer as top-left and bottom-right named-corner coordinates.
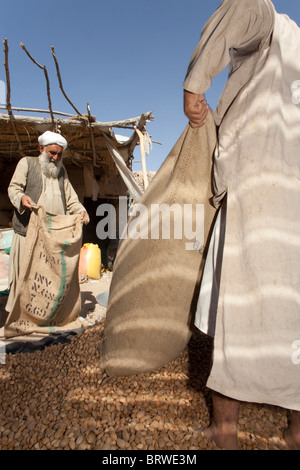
top-left (39, 144), bottom-right (63, 178)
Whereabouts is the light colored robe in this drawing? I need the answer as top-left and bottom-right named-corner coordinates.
top-left (6, 156), bottom-right (86, 313)
top-left (183, 0), bottom-right (300, 411)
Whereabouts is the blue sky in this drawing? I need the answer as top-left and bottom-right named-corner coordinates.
top-left (1, 0), bottom-right (299, 171)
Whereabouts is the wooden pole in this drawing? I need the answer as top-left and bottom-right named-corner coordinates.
top-left (20, 42), bottom-right (55, 122)
top-left (87, 102), bottom-right (101, 167)
top-left (0, 105), bottom-right (74, 117)
top-left (51, 46), bottom-right (82, 116)
top-left (135, 127), bottom-right (148, 190)
top-left (3, 38), bottom-right (25, 157)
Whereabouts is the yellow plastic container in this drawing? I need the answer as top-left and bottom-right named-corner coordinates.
top-left (79, 243), bottom-right (101, 279)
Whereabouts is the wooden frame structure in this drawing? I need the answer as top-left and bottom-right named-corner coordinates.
top-left (0, 39), bottom-right (154, 199)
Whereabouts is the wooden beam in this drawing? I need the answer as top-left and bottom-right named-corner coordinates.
top-left (20, 42), bottom-right (55, 122)
top-left (51, 46), bottom-right (82, 116)
top-left (3, 38), bottom-right (26, 157)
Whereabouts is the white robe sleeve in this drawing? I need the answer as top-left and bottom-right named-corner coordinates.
top-left (183, 0), bottom-right (274, 96)
top-left (63, 168), bottom-right (86, 215)
top-left (7, 157), bottom-right (29, 214)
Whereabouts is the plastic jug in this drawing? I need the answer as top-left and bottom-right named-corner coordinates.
top-left (78, 243), bottom-right (101, 279)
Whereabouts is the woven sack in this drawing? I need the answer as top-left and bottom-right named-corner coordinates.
top-left (4, 206), bottom-right (83, 338)
top-left (99, 115), bottom-right (217, 376)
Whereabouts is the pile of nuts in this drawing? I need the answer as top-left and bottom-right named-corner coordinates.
top-left (0, 323), bottom-right (288, 450)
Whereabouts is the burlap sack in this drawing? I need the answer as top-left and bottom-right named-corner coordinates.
top-left (4, 206), bottom-right (83, 338)
top-left (99, 115), bottom-right (217, 376)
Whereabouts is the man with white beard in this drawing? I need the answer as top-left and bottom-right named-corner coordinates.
top-left (5, 130), bottom-right (89, 313)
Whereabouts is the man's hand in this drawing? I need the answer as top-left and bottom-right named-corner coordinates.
top-left (184, 90), bottom-right (209, 128)
top-left (80, 211), bottom-right (90, 225)
top-left (21, 195), bottom-right (35, 210)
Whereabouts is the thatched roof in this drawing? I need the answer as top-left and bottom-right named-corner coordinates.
top-left (0, 110), bottom-right (153, 173)
top-left (0, 39), bottom-right (154, 187)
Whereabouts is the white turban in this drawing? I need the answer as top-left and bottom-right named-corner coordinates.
top-left (38, 131), bottom-right (68, 150)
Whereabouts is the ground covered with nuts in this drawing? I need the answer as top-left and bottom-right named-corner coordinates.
top-left (0, 321), bottom-right (288, 451)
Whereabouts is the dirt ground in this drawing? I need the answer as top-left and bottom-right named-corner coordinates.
top-left (0, 270), bottom-right (291, 451)
top-left (76, 272), bottom-right (112, 324)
